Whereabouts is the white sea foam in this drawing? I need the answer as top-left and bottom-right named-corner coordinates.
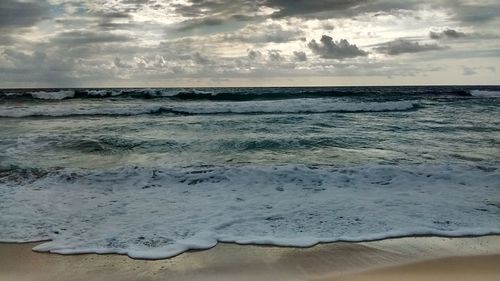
top-left (0, 100), bottom-right (417, 117)
top-left (0, 104), bottom-right (163, 118)
top-left (1, 164), bottom-right (499, 259)
top-left (470, 90), bottom-right (500, 98)
top-left (29, 90), bottom-right (76, 100)
top-left (85, 89), bottom-right (112, 96)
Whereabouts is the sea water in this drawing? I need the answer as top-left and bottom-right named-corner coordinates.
top-left (0, 86), bottom-right (499, 259)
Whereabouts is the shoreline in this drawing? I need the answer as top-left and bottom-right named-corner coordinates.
top-left (2, 232), bottom-right (499, 260)
top-left (1, 235), bottom-right (500, 281)
top-left (2, 232), bottom-right (500, 260)
top-left (0, 231), bottom-right (500, 261)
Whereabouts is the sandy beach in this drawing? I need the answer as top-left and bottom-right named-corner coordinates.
top-left (1, 236), bottom-right (499, 281)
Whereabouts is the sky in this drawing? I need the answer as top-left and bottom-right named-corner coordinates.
top-left (0, 0), bottom-right (499, 88)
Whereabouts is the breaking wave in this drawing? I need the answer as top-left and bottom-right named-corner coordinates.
top-left (470, 90), bottom-right (500, 98)
top-left (0, 100), bottom-right (418, 118)
top-left (1, 164), bottom-right (499, 259)
top-left (0, 87), bottom-right (486, 101)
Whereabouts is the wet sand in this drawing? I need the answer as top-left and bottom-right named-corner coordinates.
top-left (321, 254), bottom-right (500, 281)
top-left (1, 236), bottom-right (499, 281)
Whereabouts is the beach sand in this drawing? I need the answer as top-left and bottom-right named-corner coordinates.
top-left (321, 254), bottom-right (500, 281)
top-left (1, 236), bottom-right (499, 281)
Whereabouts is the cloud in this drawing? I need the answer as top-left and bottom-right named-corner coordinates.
top-left (293, 51), bottom-right (307, 62)
top-left (171, 0), bottom-right (415, 22)
top-left (430, 29), bottom-right (467, 39)
top-left (98, 21), bottom-right (138, 31)
top-left (1, 0), bottom-right (500, 87)
top-left (175, 17), bottom-right (226, 31)
top-left (169, 0), bottom-right (498, 25)
top-left (0, 34), bottom-right (16, 46)
top-left (2, 49), bottom-right (46, 68)
top-left (221, 23), bottom-right (304, 43)
top-left (266, 0), bottom-right (366, 18)
top-left (0, 48), bottom-right (78, 85)
top-left (308, 35), bottom-right (367, 59)
top-left (172, 0), bottom-right (259, 17)
top-left (247, 49), bottom-right (262, 60)
top-left (374, 39), bottom-right (445, 55)
top-left (171, 0), bottom-right (261, 31)
top-left (51, 31), bottom-right (132, 45)
top-left (462, 66), bottom-right (476, 76)
top-left (322, 23), bottom-right (335, 30)
top-left (462, 65), bottom-right (496, 76)
top-left (192, 52), bottom-right (213, 65)
top-left (267, 50), bottom-right (284, 62)
top-left (453, 3), bottom-right (500, 23)
top-left (114, 57), bottom-right (133, 68)
top-left (0, 0), bottom-right (51, 28)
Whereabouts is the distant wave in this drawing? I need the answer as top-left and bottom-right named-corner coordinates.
top-left (29, 90), bottom-right (76, 100)
top-left (470, 90), bottom-right (500, 98)
top-left (0, 87), bottom-right (480, 101)
top-left (1, 164), bottom-right (499, 259)
top-left (0, 100), bottom-right (418, 118)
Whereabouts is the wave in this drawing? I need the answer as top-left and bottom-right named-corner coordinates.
top-left (0, 87), bottom-right (484, 101)
top-left (29, 90), bottom-right (76, 100)
top-left (1, 164), bottom-right (499, 259)
top-left (0, 100), bottom-right (418, 118)
top-left (470, 90), bottom-right (500, 98)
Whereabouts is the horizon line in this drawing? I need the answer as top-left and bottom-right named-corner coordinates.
top-left (1, 84), bottom-right (499, 90)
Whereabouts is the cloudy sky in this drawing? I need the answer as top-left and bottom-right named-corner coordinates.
top-left (1, 0), bottom-right (499, 87)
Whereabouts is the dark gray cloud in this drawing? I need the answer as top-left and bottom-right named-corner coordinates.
top-left (171, 0), bottom-right (499, 27)
top-left (430, 29), bottom-right (467, 40)
top-left (247, 49), bottom-right (262, 60)
top-left (266, 0), bottom-right (366, 18)
top-left (114, 57), bottom-right (133, 69)
top-left (293, 51), bottom-right (307, 61)
top-left (172, 0), bottom-right (260, 17)
top-left (308, 35), bottom-right (367, 59)
top-left (175, 17), bottom-right (226, 31)
top-left (265, 0), bottom-right (499, 22)
top-left (452, 3), bottom-right (500, 23)
top-left (374, 39), bottom-right (445, 55)
top-left (0, 0), bottom-right (50, 28)
top-left (98, 21), bottom-right (139, 31)
top-left (192, 52), bottom-right (213, 65)
top-left (101, 12), bottom-right (133, 19)
top-left (0, 48), bottom-right (79, 86)
top-left (173, 0), bottom-right (379, 20)
top-left (122, 0), bottom-right (152, 3)
top-left (51, 31), bottom-right (132, 46)
top-left (267, 50), bottom-right (284, 62)
top-left (171, 0), bottom-right (260, 31)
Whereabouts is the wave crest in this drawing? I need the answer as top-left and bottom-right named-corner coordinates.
top-left (0, 87), bottom-right (484, 101)
top-left (0, 100), bottom-right (418, 118)
top-left (470, 90), bottom-right (500, 98)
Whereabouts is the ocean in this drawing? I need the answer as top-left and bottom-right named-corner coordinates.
top-left (0, 86), bottom-right (499, 259)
